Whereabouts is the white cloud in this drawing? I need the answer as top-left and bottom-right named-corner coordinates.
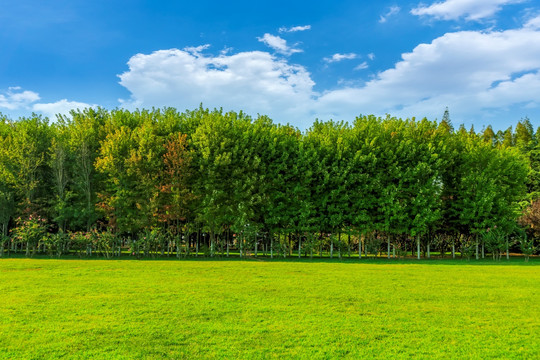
top-left (525, 14), bottom-right (540, 29)
top-left (118, 48), bottom-right (316, 127)
top-left (0, 87), bottom-right (40, 110)
top-left (0, 87), bottom-right (95, 119)
top-left (354, 62), bottom-right (369, 70)
top-left (316, 26), bottom-right (540, 124)
top-left (367, 53), bottom-right (376, 60)
top-left (279, 25), bottom-right (311, 33)
top-left (324, 53), bottom-right (358, 63)
top-left (183, 44), bottom-right (211, 55)
top-left (118, 24), bottom-right (540, 129)
top-left (33, 99), bottom-right (96, 118)
top-left (379, 5), bottom-right (401, 23)
top-left (411, 0), bottom-right (524, 21)
top-left (257, 33), bottom-right (302, 55)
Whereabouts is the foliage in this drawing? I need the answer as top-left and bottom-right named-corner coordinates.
top-left (483, 227), bottom-right (508, 261)
top-left (42, 233), bottom-right (67, 258)
top-left (0, 107), bottom-right (535, 260)
top-left (519, 235), bottom-right (536, 262)
top-left (11, 214), bottom-right (48, 256)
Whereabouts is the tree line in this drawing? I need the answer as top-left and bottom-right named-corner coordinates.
top-left (0, 107), bottom-right (538, 260)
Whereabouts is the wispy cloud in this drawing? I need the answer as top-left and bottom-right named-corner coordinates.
top-left (183, 44), bottom-right (210, 55)
top-left (257, 33), bottom-right (302, 55)
top-left (411, 0), bottom-right (525, 21)
top-left (279, 25), bottom-right (311, 33)
top-left (525, 14), bottom-right (540, 29)
top-left (379, 5), bottom-right (401, 23)
top-left (324, 53), bottom-right (358, 63)
top-left (354, 62), bottom-right (369, 70)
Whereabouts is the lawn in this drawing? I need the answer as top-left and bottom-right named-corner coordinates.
top-left (0, 258), bottom-right (538, 359)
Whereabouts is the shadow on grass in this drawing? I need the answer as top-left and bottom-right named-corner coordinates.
top-left (0, 252), bottom-right (538, 266)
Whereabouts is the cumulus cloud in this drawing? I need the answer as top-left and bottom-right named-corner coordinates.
top-left (118, 24), bottom-right (540, 128)
top-left (279, 25), bottom-right (311, 33)
top-left (379, 5), bottom-right (401, 23)
top-left (118, 48), bottom-right (316, 127)
top-left (257, 33), bottom-right (302, 55)
top-left (411, 0), bottom-right (525, 21)
top-left (33, 99), bottom-right (96, 118)
top-left (316, 25), bottom-right (540, 123)
top-left (324, 53), bottom-right (358, 63)
top-left (0, 87), bottom-right (40, 110)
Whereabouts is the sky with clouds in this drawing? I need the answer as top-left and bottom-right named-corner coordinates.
top-left (1, 0), bottom-right (539, 130)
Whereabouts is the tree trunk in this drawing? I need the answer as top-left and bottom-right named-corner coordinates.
top-left (196, 228), bottom-right (200, 257)
top-left (475, 235), bottom-right (479, 260)
top-left (427, 243), bottom-right (430, 259)
top-left (187, 230), bottom-right (192, 257)
top-left (338, 232), bottom-right (342, 260)
top-left (506, 236), bottom-right (509, 260)
top-left (288, 233), bottom-right (291, 257)
top-left (0, 223), bottom-right (4, 257)
top-left (226, 229), bottom-right (230, 257)
top-left (482, 241), bottom-right (485, 259)
top-left (417, 236), bottom-right (420, 260)
top-left (240, 233), bottom-right (244, 258)
top-left (270, 232), bottom-right (273, 259)
top-left (452, 241), bottom-right (455, 259)
top-left (387, 235), bottom-right (391, 259)
top-left (320, 233), bottom-right (323, 258)
top-left (298, 235), bottom-right (301, 259)
top-left (255, 237), bottom-right (258, 257)
top-left (364, 234), bottom-right (368, 258)
top-left (330, 236), bottom-right (334, 259)
top-left (359, 233), bottom-right (362, 259)
top-left (282, 233), bottom-right (286, 258)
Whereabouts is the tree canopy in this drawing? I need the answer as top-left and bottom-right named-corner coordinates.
top-left (0, 107), bottom-right (535, 259)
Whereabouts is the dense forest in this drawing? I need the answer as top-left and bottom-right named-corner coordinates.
top-left (0, 107), bottom-right (538, 260)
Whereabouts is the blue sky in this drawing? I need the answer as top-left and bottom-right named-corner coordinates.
top-left (1, 0), bottom-right (539, 130)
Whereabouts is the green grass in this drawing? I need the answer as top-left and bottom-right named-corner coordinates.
top-left (0, 258), bottom-right (538, 359)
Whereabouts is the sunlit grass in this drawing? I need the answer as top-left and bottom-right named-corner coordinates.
top-left (0, 258), bottom-right (538, 359)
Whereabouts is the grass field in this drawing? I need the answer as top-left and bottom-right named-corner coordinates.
top-left (0, 258), bottom-right (538, 359)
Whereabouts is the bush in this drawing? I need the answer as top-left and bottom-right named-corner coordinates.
top-left (461, 236), bottom-right (476, 260)
top-left (69, 231), bottom-right (92, 257)
top-left (42, 233), bottom-right (67, 258)
top-left (91, 230), bottom-right (115, 258)
top-left (12, 215), bottom-right (48, 257)
top-left (483, 227), bottom-right (507, 261)
top-left (519, 235), bottom-right (536, 262)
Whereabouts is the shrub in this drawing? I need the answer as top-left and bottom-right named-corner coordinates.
top-left (12, 215), bottom-right (48, 257)
top-left (519, 235), bottom-right (536, 262)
